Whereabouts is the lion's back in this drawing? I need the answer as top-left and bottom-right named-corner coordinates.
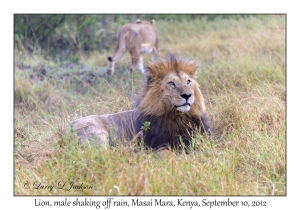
top-left (70, 110), bottom-right (138, 147)
top-left (121, 22), bottom-right (158, 44)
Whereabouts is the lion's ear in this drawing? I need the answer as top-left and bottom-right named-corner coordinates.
top-left (145, 59), bottom-right (165, 82)
top-left (145, 66), bottom-right (155, 85)
top-left (178, 59), bottom-right (198, 78)
top-left (147, 76), bottom-right (153, 85)
top-left (188, 67), bottom-right (197, 78)
top-left (169, 53), bottom-right (178, 72)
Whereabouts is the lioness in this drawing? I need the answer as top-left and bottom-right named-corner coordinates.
top-left (61, 54), bottom-right (210, 150)
top-left (107, 19), bottom-right (159, 75)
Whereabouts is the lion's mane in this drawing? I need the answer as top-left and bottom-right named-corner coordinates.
top-left (133, 55), bottom-right (210, 149)
top-left (60, 54), bottom-right (210, 150)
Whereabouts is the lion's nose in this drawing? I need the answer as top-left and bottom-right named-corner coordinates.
top-left (181, 94), bottom-right (191, 101)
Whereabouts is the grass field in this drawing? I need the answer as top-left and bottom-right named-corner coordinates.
top-left (14, 15), bottom-right (286, 195)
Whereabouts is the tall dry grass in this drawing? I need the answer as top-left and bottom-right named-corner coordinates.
top-left (14, 15), bottom-right (285, 195)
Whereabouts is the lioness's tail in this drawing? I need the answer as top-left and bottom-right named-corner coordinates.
top-left (108, 26), bottom-right (127, 62)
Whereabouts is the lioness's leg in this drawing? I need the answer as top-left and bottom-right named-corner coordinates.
top-left (137, 55), bottom-right (144, 73)
top-left (151, 48), bottom-right (158, 62)
top-left (129, 48), bottom-right (140, 73)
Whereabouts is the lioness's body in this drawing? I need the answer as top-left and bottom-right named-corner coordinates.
top-left (107, 20), bottom-right (159, 75)
top-left (66, 55), bottom-right (211, 150)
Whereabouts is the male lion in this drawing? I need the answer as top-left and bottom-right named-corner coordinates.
top-left (62, 54), bottom-right (210, 150)
top-left (106, 19), bottom-right (159, 75)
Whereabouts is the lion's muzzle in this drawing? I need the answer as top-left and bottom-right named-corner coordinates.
top-left (175, 94), bottom-right (194, 112)
top-left (176, 104), bottom-right (191, 112)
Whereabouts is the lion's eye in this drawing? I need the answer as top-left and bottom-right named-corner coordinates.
top-left (168, 81), bottom-right (176, 88)
top-left (187, 80), bottom-right (191, 85)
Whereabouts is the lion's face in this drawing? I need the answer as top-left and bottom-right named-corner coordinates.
top-left (161, 71), bottom-right (195, 112)
top-left (135, 55), bottom-right (210, 149)
top-left (136, 55), bottom-right (206, 117)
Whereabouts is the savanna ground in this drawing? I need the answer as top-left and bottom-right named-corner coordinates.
top-left (14, 15), bottom-right (286, 195)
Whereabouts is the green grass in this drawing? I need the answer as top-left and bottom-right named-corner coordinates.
top-left (14, 15), bottom-right (286, 195)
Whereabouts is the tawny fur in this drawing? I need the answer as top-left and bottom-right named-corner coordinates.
top-left (61, 55), bottom-right (211, 150)
top-left (107, 19), bottom-right (159, 75)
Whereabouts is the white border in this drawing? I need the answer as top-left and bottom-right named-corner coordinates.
top-left (3, 0), bottom-right (299, 209)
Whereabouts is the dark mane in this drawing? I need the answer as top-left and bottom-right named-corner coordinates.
top-left (135, 111), bottom-right (202, 149)
top-left (134, 55), bottom-right (211, 150)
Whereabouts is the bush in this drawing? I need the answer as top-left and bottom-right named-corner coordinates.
top-left (14, 14), bottom-right (251, 62)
